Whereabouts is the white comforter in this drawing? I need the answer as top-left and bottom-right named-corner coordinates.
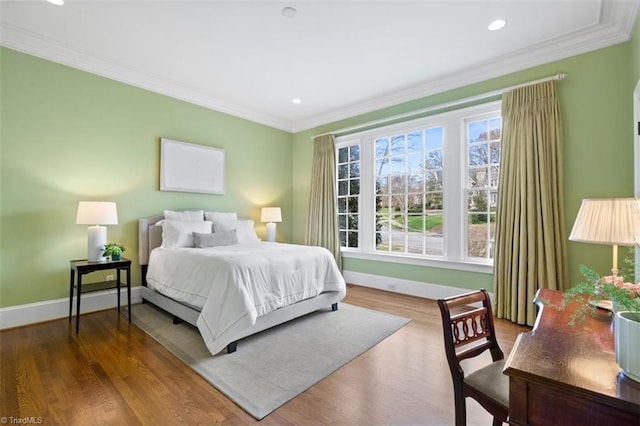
top-left (146, 242), bottom-right (346, 354)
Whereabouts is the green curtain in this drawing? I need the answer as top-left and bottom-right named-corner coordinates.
top-left (494, 81), bottom-right (568, 326)
top-left (306, 135), bottom-right (342, 269)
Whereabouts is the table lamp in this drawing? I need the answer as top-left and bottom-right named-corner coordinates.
top-left (261, 207), bottom-right (282, 242)
top-left (569, 198), bottom-right (640, 276)
top-left (76, 201), bottom-right (118, 262)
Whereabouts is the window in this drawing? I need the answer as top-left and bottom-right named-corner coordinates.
top-left (374, 127), bottom-right (444, 256)
top-left (337, 144), bottom-right (360, 248)
top-left (335, 101), bottom-right (501, 268)
top-left (466, 115), bottom-right (502, 259)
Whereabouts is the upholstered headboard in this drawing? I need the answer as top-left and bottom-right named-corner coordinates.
top-left (138, 213), bottom-right (165, 267)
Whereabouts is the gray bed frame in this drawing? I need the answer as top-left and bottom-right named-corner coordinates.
top-left (138, 212), bottom-right (344, 354)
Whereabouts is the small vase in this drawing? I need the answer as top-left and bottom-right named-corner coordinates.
top-left (615, 311), bottom-right (640, 382)
top-left (111, 254), bottom-right (121, 261)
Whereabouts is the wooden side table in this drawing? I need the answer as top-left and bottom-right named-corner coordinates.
top-left (69, 258), bottom-right (132, 333)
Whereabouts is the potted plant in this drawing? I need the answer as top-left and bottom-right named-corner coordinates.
top-left (558, 259), bottom-right (640, 382)
top-left (103, 243), bottom-right (125, 261)
top-left (561, 255), bottom-right (640, 318)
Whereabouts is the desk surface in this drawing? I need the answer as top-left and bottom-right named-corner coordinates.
top-left (504, 289), bottom-right (640, 424)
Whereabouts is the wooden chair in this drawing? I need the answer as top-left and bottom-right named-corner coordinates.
top-left (437, 289), bottom-right (508, 426)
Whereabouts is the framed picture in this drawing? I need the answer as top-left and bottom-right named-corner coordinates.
top-left (160, 138), bottom-right (226, 195)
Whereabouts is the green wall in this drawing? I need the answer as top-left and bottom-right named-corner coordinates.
top-left (632, 15), bottom-right (640, 84)
top-left (292, 41), bottom-right (635, 291)
top-left (0, 47), bottom-right (293, 308)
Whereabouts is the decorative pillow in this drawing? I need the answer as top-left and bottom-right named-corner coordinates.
top-left (193, 230), bottom-right (238, 248)
top-left (204, 211), bottom-right (238, 221)
top-left (161, 220), bottom-right (213, 248)
top-left (163, 210), bottom-right (204, 222)
top-left (212, 219), bottom-right (260, 244)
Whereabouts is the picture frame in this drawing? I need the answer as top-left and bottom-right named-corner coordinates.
top-left (160, 138), bottom-right (226, 195)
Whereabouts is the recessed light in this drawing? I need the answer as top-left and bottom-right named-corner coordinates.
top-left (488, 19), bottom-right (506, 31)
top-left (282, 7), bottom-right (297, 18)
top-left (292, 98), bottom-right (302, 104)
top-left (46, 0), bottom-right (64, 5)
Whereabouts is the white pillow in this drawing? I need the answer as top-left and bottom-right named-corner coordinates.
top-left (161, 220), bottom-right (213, 248)
top-left (164, 210), bottom-right (204, 222)
top-left (193, 230), bottom-right (238, 248)
top-left (212, 219), bottom-right (260, 244)
top-left (204, 211), bottom-right (238, 221)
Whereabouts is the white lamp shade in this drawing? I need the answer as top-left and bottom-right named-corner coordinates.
top-left (569, 198), bottom-right (640, 246)
top-left (261, 207), bottom-right (282, 223)
top-left (76, 201), bottom-right (118, 225)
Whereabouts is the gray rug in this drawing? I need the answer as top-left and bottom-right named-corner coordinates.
top-left (130, 302), bottom-right (410, 419)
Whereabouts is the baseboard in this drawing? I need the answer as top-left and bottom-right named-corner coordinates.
top-left (0, 287), bottom-right (143, 330)
top-left (1, 275), bottom-right (492, 330)
top-left (343, 271), bottom-right (495, 301)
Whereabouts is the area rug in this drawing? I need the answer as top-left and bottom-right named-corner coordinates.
top-left (130, 302), bottom-right (410, 420)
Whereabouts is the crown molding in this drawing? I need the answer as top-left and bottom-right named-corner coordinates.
top-left (1, 0), bottom-right (637, 135)
top-left (0, 21), bottom-right (295, 132)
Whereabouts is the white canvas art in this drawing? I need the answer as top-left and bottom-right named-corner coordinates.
top-left (160, 138), bottom-right (226, 195)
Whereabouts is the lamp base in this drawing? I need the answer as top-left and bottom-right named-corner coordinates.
top-left (87, 225), bottom-right (107, 262)
top-left (266, 222), bottom-right (277, 242)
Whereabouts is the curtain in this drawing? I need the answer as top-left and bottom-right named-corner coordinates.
top-left (306, 134), bottom-right (342, 269)
top-left (494, 80), bottom-right (568, 326)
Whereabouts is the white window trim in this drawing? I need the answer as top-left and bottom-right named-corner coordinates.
top-left (336, 101), bottom-right (501, 270)
top-left (461, 109), bottom-right (503, 263)
top-left (337, 137), bottom-right (363, 248)
top-left (341, 250), bottom-right (493, 274)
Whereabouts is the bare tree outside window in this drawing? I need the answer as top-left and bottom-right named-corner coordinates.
top-left (466, 117), bottom-right (501, 259)
top-left (374, 127), bottom-right (444, 256)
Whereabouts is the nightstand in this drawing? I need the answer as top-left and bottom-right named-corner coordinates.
top-left (69, 258), bottom-right (132, 333)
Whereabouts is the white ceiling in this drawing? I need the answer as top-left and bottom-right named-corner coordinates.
top-left (1, 1), bottom-right (638, 132)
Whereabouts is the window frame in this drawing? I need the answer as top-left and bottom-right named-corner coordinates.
top-left (336, 143), bottom-right (361, 248)
top-left (463, 110), bottom-right (503, 262)
top-left (335, 101), bottom-right (501, 273)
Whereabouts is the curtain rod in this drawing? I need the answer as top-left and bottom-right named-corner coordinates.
top-left (312, 72), bottom-right (567, 139)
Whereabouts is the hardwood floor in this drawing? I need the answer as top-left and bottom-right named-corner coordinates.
top-left (1, 285), bottom-right (529, 425)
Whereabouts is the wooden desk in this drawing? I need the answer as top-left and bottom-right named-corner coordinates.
top-left (504, 289), bottom-right (640, 425)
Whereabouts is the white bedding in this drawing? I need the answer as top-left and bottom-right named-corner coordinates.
top-left (146, 242), bottom-right (346, 354)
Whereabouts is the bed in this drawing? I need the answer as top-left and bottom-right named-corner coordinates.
top-left (138, 210), bottom-right (346, 355)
